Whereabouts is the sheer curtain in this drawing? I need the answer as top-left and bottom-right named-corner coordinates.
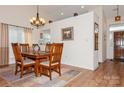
top-left (9, 26), bottom-right (32, 64)
top-left (9, 26), bottom-right (25, 64)
top-left (24, 27), bottom-right (33, 47)
top-left (0, 23), bottom-right (9, 66)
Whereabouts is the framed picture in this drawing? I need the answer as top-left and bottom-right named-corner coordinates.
top-left (62, 27), bottom-right (74, 41)
top-left (40, 33), bottom-right (43, 39)
top-left (94, 22), bottom-right (99, 50)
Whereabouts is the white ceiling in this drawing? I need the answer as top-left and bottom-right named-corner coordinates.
top-left (38, 5), bottom-right (99, 22)
top-left (0, 5), bottom-right (124, 24)
top-left (38, 5), bottom-right (124, 22)
top-left (103, 5), bottom-right (124, 19)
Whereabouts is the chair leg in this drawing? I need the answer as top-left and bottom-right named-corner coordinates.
top-left (58, 65), bottom-right (61, 76)
top-left (20, 66), bottom-right (24, 78)
top-left (15, 64), bottom-right (18, 75)
top-left (49, 68), bottom-right (52, 80)
top-left (34, 65), bottom-right (37, 76)
top-left (40, 65), bottom-right (42, 76)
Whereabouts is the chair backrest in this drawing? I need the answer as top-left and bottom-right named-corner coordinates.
top-left (32, 44), bottom-right (40, 52)
top-left (45, 44), bottom-right (53, 52)
top-left (20, 43), bottom-right (30, 52)
top-left (50, 43), bottom-right (63, 65)
top-left (32, 44), bottom-right (39, 47)
top-left (11, 43), bottom-right (23, 63)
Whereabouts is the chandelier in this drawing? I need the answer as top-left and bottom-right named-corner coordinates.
top-left (115, 5), bottom-right (121, 22)
top-left (30, 5), bottom-right (45, 28)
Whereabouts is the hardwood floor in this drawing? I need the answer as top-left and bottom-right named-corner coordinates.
top-left (0, 77), bottom-right (9, 86)
top-left (65, 60), bottom-right (124, 87)
top-left (0, 60), bottom-right (124, 87)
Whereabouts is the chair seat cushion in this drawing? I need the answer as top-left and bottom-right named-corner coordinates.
top-left (40, 61), bottom-right (59, 66)
top-left (17, 58), bottom-right (35, 65)
top-left (23, 58), bottom-right (35, 65)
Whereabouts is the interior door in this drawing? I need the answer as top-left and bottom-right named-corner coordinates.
top-left (114, 31), bottom-right (124, 60)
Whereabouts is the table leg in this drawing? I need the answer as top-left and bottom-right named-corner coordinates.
top-left (35, 59), bottom-right (40, 77)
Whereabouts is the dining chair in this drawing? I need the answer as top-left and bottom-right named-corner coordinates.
top-left (39, 43), bottom-right (63, 80)
top-left (20, 43), bottom-right (30, 52)
top-left (19, 43), bottom-right (30, 60)
top-left (45, 44), bottom-right (53, 52)
top-left (32, 44), bottom-right (40, 52)
top-left (11, 43), bottom-right (36, 78)
top-left (42, 44), bottom-right (53, 61)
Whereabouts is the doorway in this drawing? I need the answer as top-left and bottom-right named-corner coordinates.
top-left (114, 31), bottom-right (124, 61)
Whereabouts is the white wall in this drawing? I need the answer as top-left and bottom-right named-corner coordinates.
top-left (94, 13), bottom-right (99, 69)
top-left (102, 11), bottom-right (107, 61)
top-left (40, 12), bottom-right (98, 70)
top-left (94, 6), bottom-right (107, 63)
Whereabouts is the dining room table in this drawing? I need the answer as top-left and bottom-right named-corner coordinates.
top-left (21, 51), bottom-right (50, 77)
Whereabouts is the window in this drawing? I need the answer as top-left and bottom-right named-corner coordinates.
top-left (9, 26), bottom-right (25, 64)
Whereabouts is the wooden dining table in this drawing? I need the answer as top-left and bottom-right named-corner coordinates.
top-left (21, 51), bottom-right (50, 77)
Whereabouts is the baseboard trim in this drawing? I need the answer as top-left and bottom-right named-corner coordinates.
top-left (0, 64), bottom-right (9, 68)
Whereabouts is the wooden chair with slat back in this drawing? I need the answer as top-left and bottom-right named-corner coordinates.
top-left (32, 44), bottom-right (40, 52)
top-left (19, 43), bottom-right (30, 59)
top-left (43, 44), bottom-right (53, 61)
top-left (39, 43), bottom-right (63, 80)
top-left (45, 44), bottom-right (53, 52)
top-left (20, 43), bottom-right (30, 52)
top-left (11, 43), bottom-right (36, 78)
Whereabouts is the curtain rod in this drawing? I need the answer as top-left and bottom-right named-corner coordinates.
top-left (2, 22), bottom-right (33, 30)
